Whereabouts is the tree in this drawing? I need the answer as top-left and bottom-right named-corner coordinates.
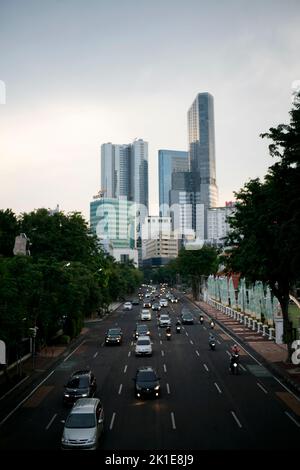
top-left (0, 209), bottom-right (19, 257)
top-left (226, 92), bottom-right (300, 361)
top-left (177, 246), bottom-right (219, 300)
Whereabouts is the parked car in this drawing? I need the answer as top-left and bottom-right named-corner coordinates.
top-left (135, 335), bottom-right (153, 356)
top-left (124, 301), bottom-right (133, 311)
top-left (105, 327), bottom-right (123, 345)
top-left (61, 398), bottom-right (104, 450)
top-left (63, 370), bottom-right (97, 406)
top-left (133, 366), bottom-right (160, 398)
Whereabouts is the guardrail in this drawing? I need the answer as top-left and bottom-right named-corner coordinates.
top-left (206, 298), bottom-right (275, 341)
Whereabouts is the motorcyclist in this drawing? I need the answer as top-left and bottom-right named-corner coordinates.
top-left (199, 315), bottom-right (204, 324)
top-left (176, 319), bottom-right (181, 326)
top-left (209, 333), bottom-right (215, 342)
top-left (166, 326), bottom-right (171, 334)
top-left (231, 344), bottom-right (240, 355)
top-left (210, 320), bottom-right (215, 329)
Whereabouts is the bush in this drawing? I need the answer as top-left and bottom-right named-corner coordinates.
top-left (59, 335), bottom-right (71, 344)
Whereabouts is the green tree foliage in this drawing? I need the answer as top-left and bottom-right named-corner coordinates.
top-left (0, 209), bottom-right (19, 257)
top-left (226, 93), bottom-right (300, 360)
top-left (177, 246), bottom-right (219, 299)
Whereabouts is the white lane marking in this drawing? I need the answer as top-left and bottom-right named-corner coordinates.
top-left (163, 364), bottom-right (167, 373)
top-left (109, 412), bottom-right (116, 430)
top-left (0, 370), bottom-right (54, 427)
top-left (239, 364), bottom-right (246, 372)
top-left (171, 412), bottom-right (176, 430)
top-left (256, 382), bottom-right (268, 394)
top-left (0, 375), bottom-right (29, 401)
top-left (45, 413), bottom-right (57, 431)
top-left (128, 351), bottom-right (131, 357)
top-left (63, 341), bottom-right (86, 362)
top-left (166, 383), bottom-right (170, 394)
top-left (159, 333), bottom-right (161, 337)
top-left (160, 340), bottom-right (162, 345)
top-left (93, 351), bottom-right (99, 358)
top-left (131, 341), bottom-right (134, 346)
top-left (185, 332), bottom-right (189, 336)
top-left (231, 411), bottom-right (242, 428)
top-left (274, 378), bottom-right (300, 403)
top-left (226, 350), bottom-right (231, 357)
top-left (285, 411), bottom-right (300, 428)
top-left (101, 342), bottom-right (104, 347)
top-left (203, 326), bottom-right (207, 330)
top-left (118, 384), bottom-right (123, 395)
top-left (217, 340), bottom-right (221, 345)
top-left (195, 350), bottom-right (200, 356)
top-left (123, 365), bottom-right (128, 373)
top-left (161, 350), bottom-right (165, 357)
top-left (203, 364), bottom-right (209, 372)
top-left (190, 339), bottom-right (194, 345)
top-left (214, 382), bottom-right (222, 394)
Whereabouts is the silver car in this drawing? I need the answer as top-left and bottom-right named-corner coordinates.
top-left (61, 398), bottom-right (104, 450)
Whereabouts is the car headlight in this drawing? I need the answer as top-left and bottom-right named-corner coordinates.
top-left (154, 385), bottom-right (160, 390)
top-left (61, 437), bottom-right (69, 444)
top-left (64, 393), bottom-right (70, 397)
top-left (81, 393), bottom-right (88, 397)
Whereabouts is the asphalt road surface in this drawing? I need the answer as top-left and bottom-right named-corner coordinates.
top-left (0, 296), bottom-right (299, 450)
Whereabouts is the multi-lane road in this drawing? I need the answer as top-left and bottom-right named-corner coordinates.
top-left (0, 296), bottom-right (299, 450)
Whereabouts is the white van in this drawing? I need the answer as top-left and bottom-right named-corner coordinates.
top-left (141, 309), bottom-right (151, 321)
top-left (135, 335), bottom-right (153, 356)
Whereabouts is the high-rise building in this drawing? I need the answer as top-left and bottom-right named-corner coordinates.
top-left (158, 150), bottom-right (188, 216)
top-left (207, 202), bottom-right (235, 245)
top-left (188, 92), bottom-right (218, 237)
top-left (100, 139), bottom-right (148, 208)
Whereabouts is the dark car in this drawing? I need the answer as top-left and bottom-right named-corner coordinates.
top-left (181, 312), bottom-right (194, 324)
top-left (132, 298), bottom-right (140, 305)
top-left (151, 302), bottom-right (161, 311)
top-left (133, 366), bottom-right (161, 399)
top-left (63, 370), bottom-right (97, 406)
top-left (105, 327), bottom-right (123, 345)
top-left (134, 324), bottom-right (150, 339)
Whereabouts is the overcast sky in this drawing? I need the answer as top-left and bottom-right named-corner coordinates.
top-left (0, 0), bottom-right (299, 220)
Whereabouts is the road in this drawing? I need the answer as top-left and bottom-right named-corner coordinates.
top-left (0, 296), bottom-right (299, 450)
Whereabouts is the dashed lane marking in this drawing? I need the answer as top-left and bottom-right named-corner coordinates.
top-left (231, 411), bottom-right (242, 428)
top-left (118, 384), bottom-right (123, 395)
top-left (256, 382), bottom-right (268, 394)
top-left (123, 365), bottom-right (128, 373)
top-left (171, 412), bottom-right (176, 430)
top-left (203, 364), bottom-right (209, 372)
top-left (45, 413), bottom-right (57, 430)
top-left (109, 412), bottom-right (116, 430)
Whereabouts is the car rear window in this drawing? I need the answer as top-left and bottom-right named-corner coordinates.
top-left (66, 413), bottom-right (96, 429)
top-left (137, 339), bottom-right (150, 346)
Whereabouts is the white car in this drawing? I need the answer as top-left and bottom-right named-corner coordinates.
top-left (159, 298), bottom-right (168, 307)
top-left (124, 302), bottom-right (133, 311)
top-left (158, 314), bottom-right (171, 327)
top-left (140, 309), bottom-right (151, 321)
top-left (135, 335), bottom-right (153, 356)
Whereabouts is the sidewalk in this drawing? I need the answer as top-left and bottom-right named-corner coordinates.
top-left (188, 296), bottom-right (300, 395)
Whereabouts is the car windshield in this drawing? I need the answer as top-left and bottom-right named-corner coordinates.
top-left (137, 371), bottom-right (156, 382)
top-left (65, 413), bottom-right (96, 429)
top-left (67, 376), bottom-right (89, 389)
top-left (137, 339), bottom-right (150, 346)
top-left (108, 329), bottom-right (121, 335)
top-left (137, 326), bottom-right (147, 331)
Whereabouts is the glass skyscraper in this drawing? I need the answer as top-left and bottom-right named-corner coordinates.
top-left (187, 92), bottom-right (218, 238)
top-left (158, 149), bottom-right (188, 216)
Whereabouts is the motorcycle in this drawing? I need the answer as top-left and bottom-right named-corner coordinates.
top-left (166, 332), bottom-right (172, 341)
top-left (209, 340), bottom-right (216, 350)
top-left (199, 315), bottom-right (204, 325)
top-left (176, 325), bottom-right (181, 333)
top-left (210, 321), bottom-right (215, 329)
top-left (230, 353), bottom-right (239, 374)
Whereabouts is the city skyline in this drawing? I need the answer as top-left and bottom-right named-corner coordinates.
top-left (0, 0), bottom-right (299, 221)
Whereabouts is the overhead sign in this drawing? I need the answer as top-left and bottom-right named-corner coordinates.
top-left (0, 340), bottom-right (6, 365)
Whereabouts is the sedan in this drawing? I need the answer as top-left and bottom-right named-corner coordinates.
top-left (63, 370), bottom-right (97, 406)
top-left (133, 366), bottom-right (160, 398)
top-left (124, 302), bottom-right (133, 311)
top-left (181, 313), bottom-right (194, 324)
top-left (105, 328), bottom-right (123, 345)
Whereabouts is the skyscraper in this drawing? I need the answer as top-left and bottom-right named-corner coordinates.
top-left (158, 149), bottom-right (189, 216)
top-left (187, 92), bottom-right (218, 237)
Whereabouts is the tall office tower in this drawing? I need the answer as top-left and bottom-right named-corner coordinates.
top-left (158, 150), bottom-right (189, 216)
top-left (169, 171), bottom-right (195, 241)
top-left (131, 139), bottom-right (148, 208)
top-left (101, 143), bottom-right (114, 198)
top-left (188, 92), bottom-right (218, 237)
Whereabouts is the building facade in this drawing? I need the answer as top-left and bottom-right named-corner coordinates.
top-left (207, 202), bottom-right (235, 245)
top-left (158, 149), bottom-right (188, 216)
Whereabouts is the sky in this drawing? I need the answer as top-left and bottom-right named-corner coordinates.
top-left (0, 0), bottom-right (299, 220)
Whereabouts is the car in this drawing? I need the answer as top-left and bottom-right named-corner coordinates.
top-left (181, 312), bottom-right (194, 324)
top-left (170, 296), bottom-right (178, 303)
top-left (133, 366), bottom-right (160, 398)
top-left (132, 298), bottom-right (140, 305)
top-left (105, 327), bottom-right (123, 345)
top-left (151, 302), bottom-right (161, 311)
top-left (63, 370), bottom-right (97, 405)
top-left (134, 324), bottom-right (150, 339)
top-left (61, 398), bottom-right (104, 450)
top-left (143, 301), bottom-right (152, 308)
top-left (158, 314), bottom-right (171, 327)
top-left (159, 298), bottom-right (168, 307)
top-left (135, 335), bottom-right (153, 356)
top-left (124, 301), bottom-right (133, 311)
top-left (140, 309), bottom-right (151, 321)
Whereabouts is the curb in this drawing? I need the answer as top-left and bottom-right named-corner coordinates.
top-left (187, 297), bottom-right (300, 398)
